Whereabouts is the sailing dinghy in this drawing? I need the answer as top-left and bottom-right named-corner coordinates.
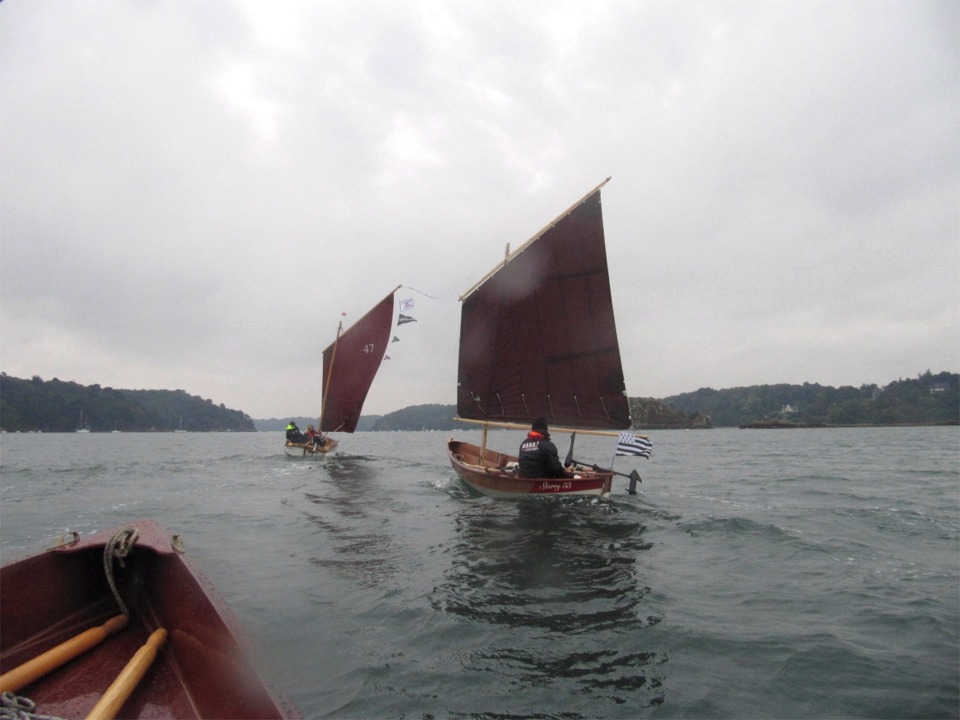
top-left (446, 178), bottom-right (645, 497)
top-left (0, 520), bottom-right (300, 719)
top-left (284, 287), bottom-right (398, 456)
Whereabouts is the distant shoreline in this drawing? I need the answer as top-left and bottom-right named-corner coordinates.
top-left (738, 420), bottom-right (959, 429)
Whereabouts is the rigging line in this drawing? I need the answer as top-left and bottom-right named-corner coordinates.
top-left (399, 284), bottom-right (438, 300)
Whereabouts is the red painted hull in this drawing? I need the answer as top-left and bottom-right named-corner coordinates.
top-left (447, 439), bottom-right (613, 498)
top-left (0, 520), bottom-right (300, 719)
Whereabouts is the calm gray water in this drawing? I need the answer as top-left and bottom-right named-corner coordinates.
top-left (1, 427), bottom-right (958, 719)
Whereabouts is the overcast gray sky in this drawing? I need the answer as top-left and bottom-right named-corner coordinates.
top-left (2, 0), bottom-right (957, 419)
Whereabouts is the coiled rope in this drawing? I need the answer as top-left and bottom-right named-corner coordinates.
top-left (0, 691), bottom-right (66, 720)
top-left (103, 527), bottom-right (139, 618)
top-left (0, 529), bottom-right (142, 720)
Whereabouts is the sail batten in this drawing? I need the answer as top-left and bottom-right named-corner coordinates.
top-left (456, 182), bottom-right (631, 431)
top-left (320, 288), bottom-right (397, 433)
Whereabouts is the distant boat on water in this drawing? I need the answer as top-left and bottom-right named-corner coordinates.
top-left (76, 410), bottom-right (91, 433)
top-left (285, 287), bottom-right (400, 457)
top-left (174, 415), bottom-right (186, 433)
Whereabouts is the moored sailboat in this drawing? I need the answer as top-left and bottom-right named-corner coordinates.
top-left (284, 287), bottom-right (399, 457)
top-left (446, 178), bottom-right (647, 497)
top-left (76, 410), bottom-right (91, 433)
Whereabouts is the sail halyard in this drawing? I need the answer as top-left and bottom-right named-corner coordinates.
top-left (455, 180), bottom-right (630, 431)
top-left (319, 286), bottom-right (400, 433)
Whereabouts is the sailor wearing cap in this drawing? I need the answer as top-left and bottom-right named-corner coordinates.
top-left (517, 417), bottom-right (573, 479)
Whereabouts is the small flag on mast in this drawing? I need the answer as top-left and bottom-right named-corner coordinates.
top-left (616, 432), bottom-right (652, 457)
top-left (391, 335), bottom-right (400, 342)
top-left (398, 314), bottom-right (417, 325)
top-left (400, 298), bottom-right (414, 311)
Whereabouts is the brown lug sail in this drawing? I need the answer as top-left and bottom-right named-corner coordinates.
top-left (320, 288), bottom-right (398, 434)
top-left (455, 178), bottom-right (630, 431)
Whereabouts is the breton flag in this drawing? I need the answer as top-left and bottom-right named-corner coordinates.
top-left (398, 314), bottom-right (417, 325)
top-left (400, 297), bottom-right (415, 311)
top-left (616, 432), bottom-right (653, 458)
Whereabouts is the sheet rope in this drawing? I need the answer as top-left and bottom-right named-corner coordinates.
top-left (103, 527), bottom-right (139, 617)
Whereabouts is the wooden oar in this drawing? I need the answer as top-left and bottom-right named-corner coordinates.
top-left (0, 615), bottom-right (128, 694)
top-left (84, 627), bottom-right (167, 720)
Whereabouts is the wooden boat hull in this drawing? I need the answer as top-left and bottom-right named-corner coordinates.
top-left (0, 520), bottom-right (300, 719)
top-left (447, 439), bottom-right (613, 498)
top-left (284, 438), bottom-right (338, 456)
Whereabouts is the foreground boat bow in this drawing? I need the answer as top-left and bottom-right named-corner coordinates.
top-left (0, 521), bottom-right (300, 719)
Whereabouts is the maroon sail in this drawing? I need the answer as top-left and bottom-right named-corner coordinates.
top-left (456, 179), bottom-right (631, 430)
top-left (320, 290), bottom-right (396, 433)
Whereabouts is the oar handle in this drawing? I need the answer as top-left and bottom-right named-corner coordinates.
top-left (0, 615), bottom-right (128, 694)
top-left (84, 628), bottom-right (167, 720)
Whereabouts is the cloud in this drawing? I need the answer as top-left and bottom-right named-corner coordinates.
top-left (1, 0), bottom-right (957, 418)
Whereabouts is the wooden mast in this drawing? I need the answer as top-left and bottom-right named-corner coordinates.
top-left (318, 319), bottom-right (343, 431)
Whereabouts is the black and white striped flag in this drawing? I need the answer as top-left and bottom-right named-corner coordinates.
top-left (616, 432), bottom-right (652, 457)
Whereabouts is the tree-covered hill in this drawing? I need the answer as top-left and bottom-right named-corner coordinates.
top-left (628, 397), bottom-right (712, 429)
top-left (254, 416), bottom-right (382, 432)
top-left (663, 371), bottom-right (959, 427)
top-left (7, 371), bottom-right (955, 434)
top-left (365, 399), bottom-right (701, 431)
top-left (371, 404), bottom-right (475, 431)
top-left (0, 374), bottom-right (254, 432)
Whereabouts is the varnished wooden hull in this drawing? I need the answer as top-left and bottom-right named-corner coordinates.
top-left (0, 520), bottom-right (300, 719)
top-left (447, 439), bottom-right (613, 498)
top-left (284, 438), bottom-right (338, 456)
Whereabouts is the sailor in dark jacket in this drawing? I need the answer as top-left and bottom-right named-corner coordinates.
top-left (517, 417), bottom-right (573, 478)
top-left (285, 421), bottom-right (306, 444)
